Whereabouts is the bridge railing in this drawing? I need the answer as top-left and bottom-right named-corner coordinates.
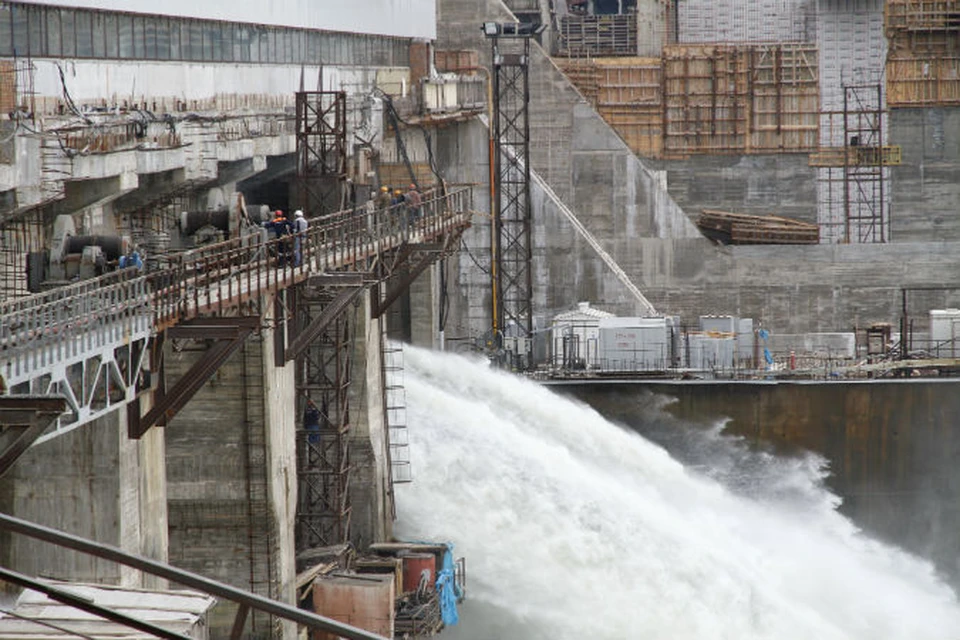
top-left (1, 188), bottom-right (473, 359)
top-left (149, 186), bottom-right (472, 327)
top-left (0, 270), bottom-right (152, 379)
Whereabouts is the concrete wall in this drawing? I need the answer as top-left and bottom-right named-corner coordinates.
top-left (25, 0), bottom-right (438, 39)
top-left (165, 322), bottom-right (294, 638)
top-left (350, 292), bottom-right (394, 549)
top-left (553, 379), bottom-right (960, 587)
top-left (0, 410), bottom-right (167, 588)
top-left (890, 108), bottom-right (960, 242)
top-left (656, 153), bottom-right (818, 225)
top-left (677, 0), bottom-right (818, 43)
top-left (438, 0), bottom-right (960, 340)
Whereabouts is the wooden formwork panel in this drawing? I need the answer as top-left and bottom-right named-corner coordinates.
top-left (661, 43), bottom-right (819, 156)
top-left (556, 14), bottom-right (638, 57)
top-left (595, 57), bottom-right (662, 108)
top-left (599, 105), bottom-right (663, 157)
top-left (0, 60), bottom-right (15, 115)
top-left (887, 56), bottom-right (960, 105)
top-left (556, 59), bottom-right (601, 105)
top-left (885, 0), bottom-right (960, 34)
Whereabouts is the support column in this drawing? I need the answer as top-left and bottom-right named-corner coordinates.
top-left (348, 290), bottom-right (392, 548)
top-left (164, 293), bottom-right (297, 639)
top-left (409, 262), bottom-right (440, 349)
top-left (260, 298), bottom-right (298, 640)
top-left (120, 396), bottom-right (169, 589)
top-left (0, 409), bottom-right (167, 589)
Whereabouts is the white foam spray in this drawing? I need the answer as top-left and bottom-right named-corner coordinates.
top-left (395, 347), bottom-right (960, 639)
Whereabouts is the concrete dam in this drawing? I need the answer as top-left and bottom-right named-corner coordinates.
top-left (1, 0), bottom-right (960, 637)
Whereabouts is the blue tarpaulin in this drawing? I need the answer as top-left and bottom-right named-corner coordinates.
top-left (434, 543), bottom-right (463, 626)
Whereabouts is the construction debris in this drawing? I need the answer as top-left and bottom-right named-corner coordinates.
top-left (697, 209), bottom-right (819, 245)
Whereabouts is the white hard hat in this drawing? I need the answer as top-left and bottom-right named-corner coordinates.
top-left (295, 210), bottom-right (304, 217)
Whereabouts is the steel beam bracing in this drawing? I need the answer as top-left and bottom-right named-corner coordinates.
top-left (294, 284), bottom-right (354, 550)
top-left (0, 395), bottom-right (67, 477)
top-left (0, 190), bottom-right (472, 450)
top-left (0, 512), bottom-right (389, 640)
top-left (128, 317), bottom-right (260, 439)
top-left (296, 91), bottom-right (347, 215)
top-left (492, 35), bottom-right (535, 368)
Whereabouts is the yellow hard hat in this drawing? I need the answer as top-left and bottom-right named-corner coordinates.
top-left (380, 186), bottom-right (388, 192)
top-left (394, 189), bottom-right (402, 195)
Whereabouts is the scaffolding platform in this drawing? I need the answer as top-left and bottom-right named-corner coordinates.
top-left (808, 145), bottom-right (902, 167)
top-left (698, 209), bottom-right (820, 245)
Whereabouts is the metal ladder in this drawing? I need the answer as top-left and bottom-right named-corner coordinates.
top-left (380, 328), bottom-right (413, 486)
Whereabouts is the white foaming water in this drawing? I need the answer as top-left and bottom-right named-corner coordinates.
top-left (394, 347), bottom-right (960, 640)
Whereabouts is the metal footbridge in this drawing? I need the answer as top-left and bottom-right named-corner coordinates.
top-left (0, 188), bottom-right (472, 474)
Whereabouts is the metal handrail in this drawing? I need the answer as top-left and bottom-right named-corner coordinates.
top-left (0, 512), bottom-right (388, 640)
top-left (0, 188), bottom-right (472, 358)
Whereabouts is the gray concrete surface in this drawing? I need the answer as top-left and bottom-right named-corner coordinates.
top-left (438, 0), bottom-right (960, 342)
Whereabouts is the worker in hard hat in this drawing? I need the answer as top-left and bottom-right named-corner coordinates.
top-left (262, 209), bottom-right (292, 266)
top-left (292, 209), bottom-right (308, 266)
top-left (374, 185), bottom-right (392, 210)
top-left (406, 183), bottom-right (422, 224)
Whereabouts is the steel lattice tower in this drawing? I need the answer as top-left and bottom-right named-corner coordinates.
top-left (296, 91), bottom-right (347, 214)
top-left (294, 285), bottom-right (354, 550)
top-left (490, 33), bottom-right (534, 369)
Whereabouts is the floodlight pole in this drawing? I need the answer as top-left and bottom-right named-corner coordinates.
top-left (484, 23), bottom-right (536, 370)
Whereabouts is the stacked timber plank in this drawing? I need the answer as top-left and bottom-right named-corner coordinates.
top-left (697, 209), bottom-right (819, 245)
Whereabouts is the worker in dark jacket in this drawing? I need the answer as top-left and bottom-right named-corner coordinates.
top-left (406, 183), bottom-right (422, 222)
top-left (262, 210), bottom-right (292, 266)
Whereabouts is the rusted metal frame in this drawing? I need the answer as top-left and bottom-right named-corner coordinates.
top-left (230, 604), bottom-right (250, 640)
top-left (0, 565), bottom-right (192, 640)
top-left (285, 286), bottom-right (363, 362)
top-left (0, 413), bottom-right (61, 477)
top-left (294, 287), bottom-right (354, 549)
top-left (0, 396), bottom-right (67, 477)
top-left (274, 293), bottom-right (288, 367)
top-left (774, 46), bottom-right (783, 136)
top-left (0, 513), bottom-right (389, 640)
top-left (130, 318), bottom-right (259, 438)
top-left (371, 245), bottom-right (444, 319)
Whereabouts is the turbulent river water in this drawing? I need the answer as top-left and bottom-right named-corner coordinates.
top-left (394, 347), bottom-right (960, 639)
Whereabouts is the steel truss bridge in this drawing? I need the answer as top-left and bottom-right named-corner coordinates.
top-left (0, 189), bottom-right (472, 479)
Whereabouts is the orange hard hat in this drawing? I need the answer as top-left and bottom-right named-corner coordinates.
top-left (409, 183), bottom-right (416, 189)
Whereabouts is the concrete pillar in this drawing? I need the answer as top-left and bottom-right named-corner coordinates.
top-left (164, 292), bottom-right (297, 638)
top-left (349, 290), bottom-right (393, 548)
top-left (409, 262), bottom-right (440, 349)
top-left (636, 0), bottom-right (666, 56)
top-left (260, 297), bottom-right (299, 640)
top-left (0, 409), bottom-right (167, 589)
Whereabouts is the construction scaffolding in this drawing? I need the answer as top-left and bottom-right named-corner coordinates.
top-left (295, 286), bottom-right (354, 551)
top-left (556, 14), bottom-right (639, 57)
top-left (812, 84), bottom-right (896, 244)
top-left (0, 210), bottom-right (46, 301)
top-left (296, 91), bottom-right (347, 215)
top-left (885, 0), bottom-right (960, 106)
top-left (558, 43), bottom-right (819, 158)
